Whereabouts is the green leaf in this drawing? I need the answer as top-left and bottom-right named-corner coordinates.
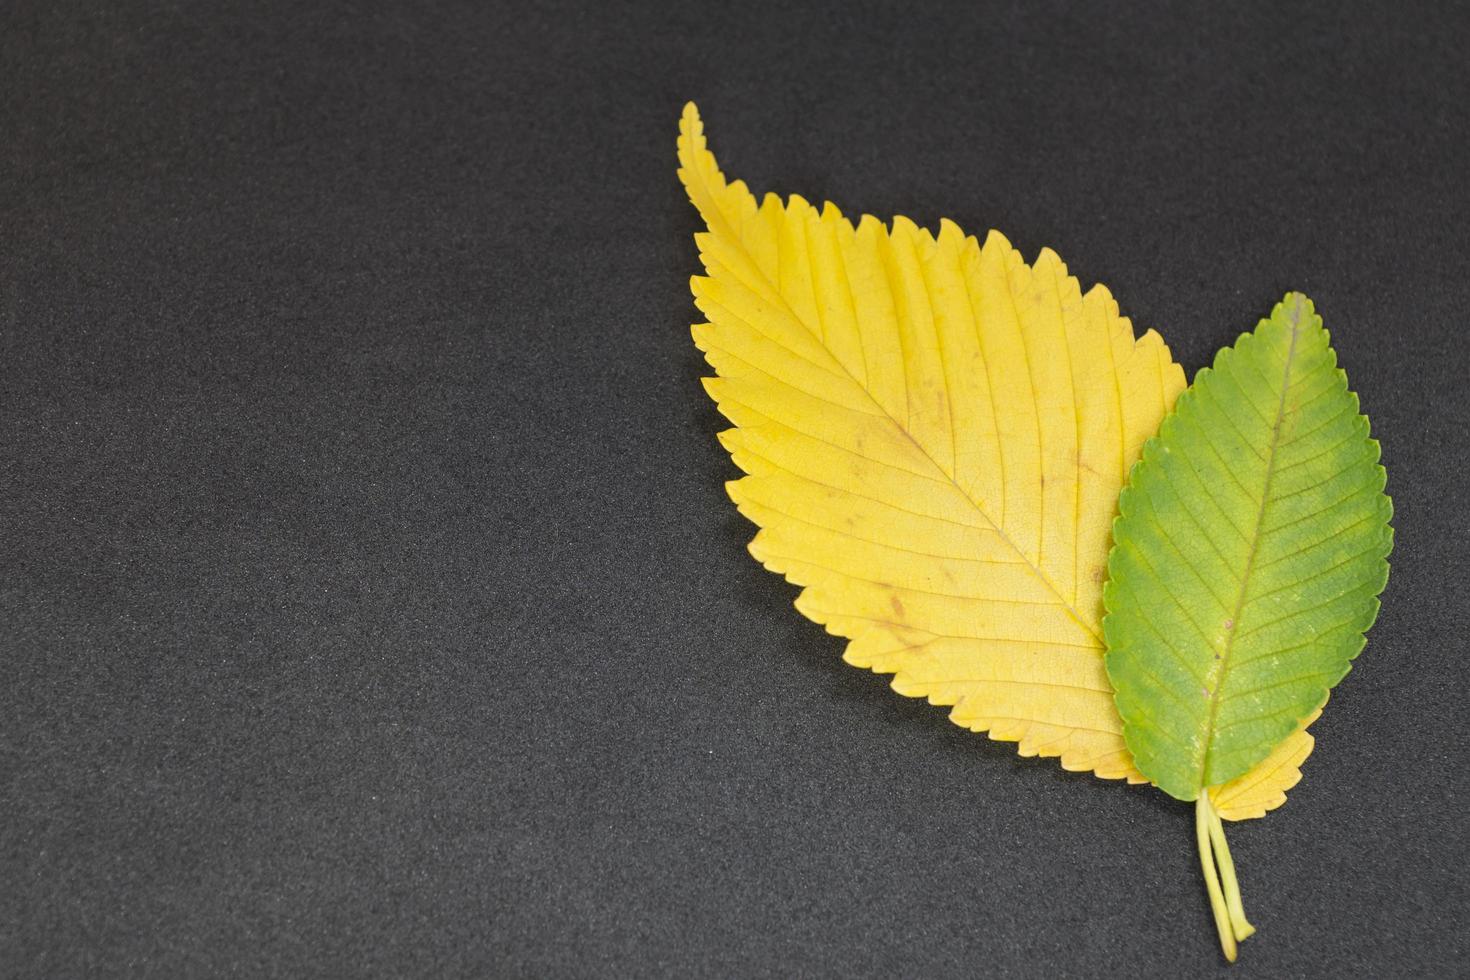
top-left (1103, 292), bottom-right (1392, 960)
top-left (1103, 292), bottom-right (1392, 802)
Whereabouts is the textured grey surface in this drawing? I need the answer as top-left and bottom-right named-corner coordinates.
top-left (3, 1), bottom-right (1467, 977)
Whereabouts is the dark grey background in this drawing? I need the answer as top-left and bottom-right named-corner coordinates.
top-left (4, 2), bottom-right (1467, 977)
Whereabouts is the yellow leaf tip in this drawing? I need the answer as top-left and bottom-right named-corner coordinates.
top-left (680, 102), bottom-right (703, 138)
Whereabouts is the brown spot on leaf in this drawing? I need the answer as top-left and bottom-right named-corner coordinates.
top-left (890, 595), bottom-right (906, 619)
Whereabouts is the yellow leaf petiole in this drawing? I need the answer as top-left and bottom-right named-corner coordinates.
top-left (1196, 792), bottom-right (1255, 962)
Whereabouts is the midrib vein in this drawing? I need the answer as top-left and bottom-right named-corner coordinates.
top-left (1196, 304), bottom-right (1305, 790)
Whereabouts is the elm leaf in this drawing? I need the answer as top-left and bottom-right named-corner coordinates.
top-left (1104, 293), bottom-right (1393, 959)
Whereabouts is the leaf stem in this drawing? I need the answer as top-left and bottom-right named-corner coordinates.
top-left (1206, 796), bottom-right (1256, 942)
top-left (1195, 794), bottom-right (1238, 962)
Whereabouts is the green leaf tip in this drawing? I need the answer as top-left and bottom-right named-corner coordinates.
top-left (1103, 292), bottom-right (1392, 803)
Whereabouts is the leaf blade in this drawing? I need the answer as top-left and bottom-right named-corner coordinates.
top-left (1104, 294), bottom-right (1392, 800)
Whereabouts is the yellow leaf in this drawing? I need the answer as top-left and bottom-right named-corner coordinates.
top-left (677, 102), bottom-right (1312, 818)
